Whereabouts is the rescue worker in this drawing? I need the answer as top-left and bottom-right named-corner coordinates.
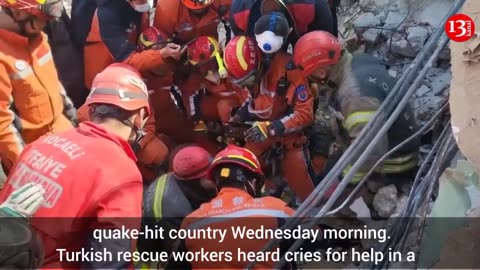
top-left (293, 31), bottom-right (420, 184)
top-left (0, 0), bottom-right (77, 175)
top-left (72, 0), bottom-right (184, 90)
top-left (174, 145), bottom-right (356, 269)
top-left (0, 63), bottom-right (150, 269)
top-left (140, 146), bottom-right (217, 263)
top-left (153, 0), bottom-right (232, 46)
top-left (229, 0), bottom-right (338, 55)
top-left (0, 183), bottom-right (45, 269)
top-left (183, 35), bottom-right (242, 123)
top-left (136, 27), bottom-right (220, 164)
top-left (223, 36), bottom-right (316, 203)
top-left (180, 35), bottom-right (247, 151)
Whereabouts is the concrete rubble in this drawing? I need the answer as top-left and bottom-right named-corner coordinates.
top-left (338, 0), bottom-right (453, 214)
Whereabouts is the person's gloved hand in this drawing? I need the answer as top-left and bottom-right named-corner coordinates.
top-left (0, 183), bottom-right (45, 218)
top-left (244, 120), bottom-right (285, 143)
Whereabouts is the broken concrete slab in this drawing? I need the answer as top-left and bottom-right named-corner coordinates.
top-left (430, 69), bottom-right (452, 95)
top-left (414, 95), bottom-right (446, 121)
top-left (415, 85), bottom-right (431, 97)
top-left (353, 12), bottom-right (382, 30)
top-left (407, 26), bottom-right (430, 53)
top-left (384, 11), bottom-right (405, 29)
top-left (373, 184), bottom-right (398, 217)
top-left (362, 28), bottom-right (382, 44)
top-left (390, 38), bottom-right (416, 57)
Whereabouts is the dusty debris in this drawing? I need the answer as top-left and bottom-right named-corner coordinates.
top-left (373, 184), bottom-right (398, 218)
top-left (430, 69), bottom-right (452, 95)
top-left (353, 12), bottom-right (381, 30)
top-left (361, 28), bottom-right (382, 44)
top-left (406, 26), bottom-right (430, 53)
top-left (415, 85), bottom-right (431, 98)
top-left (383, 11), bottom-right (405, 30)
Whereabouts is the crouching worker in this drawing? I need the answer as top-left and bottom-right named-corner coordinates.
top-left (223, 36), bottom-right (316, 204)
top-left (0, 63), bottom-right (149, 269)
top-left (138, 146), bottom-right (217, 268)
top-left (169, 145), bottom-right (359, 269)
top-left (293, 31), bottom-right (420, 184)
top-left (0, 183), bottom-right (45, 269)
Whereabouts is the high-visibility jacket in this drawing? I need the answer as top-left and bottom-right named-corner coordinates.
top-left (0, 30), bottom-right (76, 173)
top-left (0, 122), bottom-right (142, 269)
top-left (153, 0), bottom-right (231, 45)
top-left (180, 187), bottom-right (296, 269)
top-left (313, 52), bottom-right (420, 183)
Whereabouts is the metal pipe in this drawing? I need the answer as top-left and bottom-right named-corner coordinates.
top-left (326, 102), bottom-right (448, 216)
top-left (371, 123), bottom-right (453, 269)
top-left (273, 15), bottom-right (458, 268)
top-left (250, 1), bottom-right (463, 268)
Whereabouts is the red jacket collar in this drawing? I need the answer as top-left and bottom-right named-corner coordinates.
top-left (79, 122), bottom-right (138, 162)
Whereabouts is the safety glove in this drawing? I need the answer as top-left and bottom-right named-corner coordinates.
top-left (244, 120), bottom-right (285, 143)
top-left (0, 183), bottom-right (45, 218)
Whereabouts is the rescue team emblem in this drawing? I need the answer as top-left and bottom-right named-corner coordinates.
top-left (295, 84), bottom-right (308, 102)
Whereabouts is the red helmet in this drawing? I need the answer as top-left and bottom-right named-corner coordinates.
top-left (173, 146), bottom-right (213, 180)
top-left (293, 31), bottom-right (342, 76)
top-left (208, 145), bottom-right (263, 181)
top-left (0, 0), bottom-right (63, 19)
top-left (188, 36), bottom-right (220, 64)
top-left (86, 63), bottom-right (151, 122)
top-left (182, 0), bottom-right (214, 10)
top-left (188, 36), bottom-right (228, 78)
top-left (223, 36), bottom-right (261, 84)
top-left (138, 26), bottom-right (169, 51)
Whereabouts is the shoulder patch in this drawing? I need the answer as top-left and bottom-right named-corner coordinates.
top-left (295, 84), bottom-right (308, 102)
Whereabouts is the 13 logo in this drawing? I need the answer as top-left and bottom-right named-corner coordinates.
top-left (445, 14), bottom-right (475, 42)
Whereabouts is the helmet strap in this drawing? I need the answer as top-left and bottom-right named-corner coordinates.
top-left (122, 115), bottom-right (146, 153)
top-left (243, 180), bottom-right (257, 197)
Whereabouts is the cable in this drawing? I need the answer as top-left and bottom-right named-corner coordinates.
top-left (247, 1), bottom-right (463, 269)
top-left (325, 102), bottom-right (449, 216)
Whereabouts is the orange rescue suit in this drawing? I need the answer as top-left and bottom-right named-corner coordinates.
top-left (179, 71), bottom-right (244, 123)
top-left (0, 30), bottom-right (75, 173)
top-left (153, 0), bottom-right (231, 45)
top-left (147, 74), bottom-right (222, 155)
top-left (243, 52), bottom-right (315, 202)
top-left (181, 187), bottom-right (296, 269)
